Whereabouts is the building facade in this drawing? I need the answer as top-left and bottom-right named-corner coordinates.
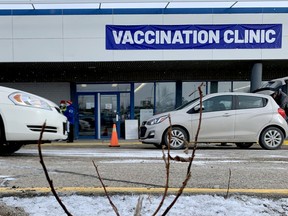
top-left (0, 5), bottom-right (288, 139)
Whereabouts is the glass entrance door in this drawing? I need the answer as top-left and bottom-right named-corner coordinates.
top-left (77, 93), bottom-right (121, 139)
top-left (100, 94), bottom-right (120, 139)
top-left (78, 95), bottom-right (95, 138)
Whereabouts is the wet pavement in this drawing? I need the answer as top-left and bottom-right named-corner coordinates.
top-left (0, 141), bottom-right (287, 197)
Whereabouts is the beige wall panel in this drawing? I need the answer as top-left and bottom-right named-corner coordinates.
top-left (164, 14), bottom-right (213, 24)
top-left (64, 38), bottom-right (112, 61)
top-left (63, 15), bottom-right (112, 38)
top-left (0, 39), bottom-right (13, 61)
top-left (13, 39), bottom-right (63, 61)
top-left (13, 16), bottom-right (63, 38)
top-left (0, 16), bottom-right (12, 38)
top-left (111, 14), bottom-right (164, 25)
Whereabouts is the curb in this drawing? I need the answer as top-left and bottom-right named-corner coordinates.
top-left (1, 187), bottom-right (288, 197)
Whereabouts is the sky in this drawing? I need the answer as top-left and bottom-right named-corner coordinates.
top-left (1, 194), bottom-right (288, 215)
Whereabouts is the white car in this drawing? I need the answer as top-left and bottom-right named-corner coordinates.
top-left (0, 86), bottom-right (68, 155)
top-left (140, 92), bottom-right (288, 150)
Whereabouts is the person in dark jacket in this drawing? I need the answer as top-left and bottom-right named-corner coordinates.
top-left (271, 89), bottom-right (288, 116)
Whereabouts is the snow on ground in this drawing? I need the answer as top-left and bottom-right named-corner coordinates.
top-left (1, 194), bottom-right (288, 216)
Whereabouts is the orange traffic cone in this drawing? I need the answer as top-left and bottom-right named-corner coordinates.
top-left (109, 124), bottom-right (120, 147)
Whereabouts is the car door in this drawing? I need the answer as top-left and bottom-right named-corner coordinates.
top-left (234, 95), bottom-right (272, 141)
top-left (190, 95), bottom-right (235, 141)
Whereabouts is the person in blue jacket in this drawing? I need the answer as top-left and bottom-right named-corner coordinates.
top-left (60, 100), bottom-right (75, 143)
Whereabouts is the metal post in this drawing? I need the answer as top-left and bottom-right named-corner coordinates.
top-left (210, 81), bottom-right (218, 93)
top-left (250, 63), bottom-right (262, 92)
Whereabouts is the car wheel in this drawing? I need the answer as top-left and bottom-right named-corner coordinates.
top-left (236, 143), bottom-right (254, 149)
top-left (0, 142), bottom-right (23, 155)
top-left (164, 127), bottom-right (188, 150)
top-left (259, 127), bottom-right (284, 150)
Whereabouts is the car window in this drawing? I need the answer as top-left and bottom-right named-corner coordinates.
top-left (236, 95), bottom-right (267, 109)
top-left (202, 95), bottom-right (233, 113)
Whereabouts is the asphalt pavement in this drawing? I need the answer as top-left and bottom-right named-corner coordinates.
top-left (48, 138), bottom-right (288, 147)
top-left (0, 139), bottom-right (288, 197)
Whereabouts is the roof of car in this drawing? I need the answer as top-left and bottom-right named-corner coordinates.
top-left (205, 92), bottom-right (271, 98)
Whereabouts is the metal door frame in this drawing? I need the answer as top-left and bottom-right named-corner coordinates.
top-left (76, 92), bottom-right (120, 139)
top-left (98, 92), bottom-right (121, 139)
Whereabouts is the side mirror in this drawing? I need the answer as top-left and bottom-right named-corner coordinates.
top-left (187, 104), bottom-right (204, 114)
top-left (194, 104), bottom-right (204, 112)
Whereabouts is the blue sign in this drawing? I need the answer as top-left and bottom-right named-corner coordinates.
top-left (106, 24), bottom-right (282, 50)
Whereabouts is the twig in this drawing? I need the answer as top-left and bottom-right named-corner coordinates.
top-left (186, 83), bottom-right (204, 174)
top-left (134, 196), bottom-right (144, 216)
top-left (224, 169), bottom-right (232, 199)
top-left (92, 161), bottom-right (120, 216)
top-left (37, 122), bottom-right (73, 216)
top-left (161, 172), bottom-right (191, 216)
top-left (152, 114), bottom-right (172, 216)
top-left (162, 83), bottom-right (204, 216)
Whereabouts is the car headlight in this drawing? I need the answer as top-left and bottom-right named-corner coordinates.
top-left (9, 92), bottom-right (52, 110)
top-left (146, 115), bottom-right (168, 125)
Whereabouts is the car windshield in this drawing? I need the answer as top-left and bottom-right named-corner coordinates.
top-left (175, 97), bottom-right (199, 110)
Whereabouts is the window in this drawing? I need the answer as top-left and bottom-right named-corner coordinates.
top-left (134, 83), bottom-right (154, 124)
top-left (218, 82), bottom-right (232, 92)
top-left (237, 96), bottom-right (267, 109)
top-left (155, 82), bottom-right (175, 114)
top-left (202, 95), bottom-right (233, 112)
top-left (182, 82), bottom-right (204, 105)
top-left (233, 81), bottom-right (250, 92)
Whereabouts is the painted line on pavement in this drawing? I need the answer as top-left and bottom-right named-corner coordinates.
top-left (0, 187), bottom-right (288, 196)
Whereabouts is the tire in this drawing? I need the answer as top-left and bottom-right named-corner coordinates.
top-left (236, 143), bottom-right (254, 149)
top-left (163, 127), bottom-right (188, 150)
top-left (259, 127), bottom-right (284, 150)
top-left (0, 142), bottom-right (23, 156)
top-left (0, 117), bottom-right (23, 155)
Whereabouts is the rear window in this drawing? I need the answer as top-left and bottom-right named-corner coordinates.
top-left (237, 95), bottom-right (268, 109)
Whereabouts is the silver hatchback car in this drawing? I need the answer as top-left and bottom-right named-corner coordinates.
top-left (139, 92), bottom-right (288, 150)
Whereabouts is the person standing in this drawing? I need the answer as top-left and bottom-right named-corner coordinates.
top-left (271, 89), bottom-right (288, 117)
top-left (60, 100), bottom-right (75, 143)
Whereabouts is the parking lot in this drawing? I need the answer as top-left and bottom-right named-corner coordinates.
top-left (0, 141), bottom-right (288, 197)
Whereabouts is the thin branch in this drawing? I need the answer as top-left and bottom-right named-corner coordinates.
top-left (92, 161), bottom-right (120, 216)
top-left (162, 83), bottom-right (204, 216)
top-left (224, 169), bottom-right (232, 199)
top-left (134, 196), bottom-right (144, 216)
top-left (38, 122), bottom-right (73, 216)
top-left (186, 83), bottom-right (204, 174)
top-left (161, 172), bottom-right (191, 215)
top-left (152, 114), bottom-right (172, 216)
